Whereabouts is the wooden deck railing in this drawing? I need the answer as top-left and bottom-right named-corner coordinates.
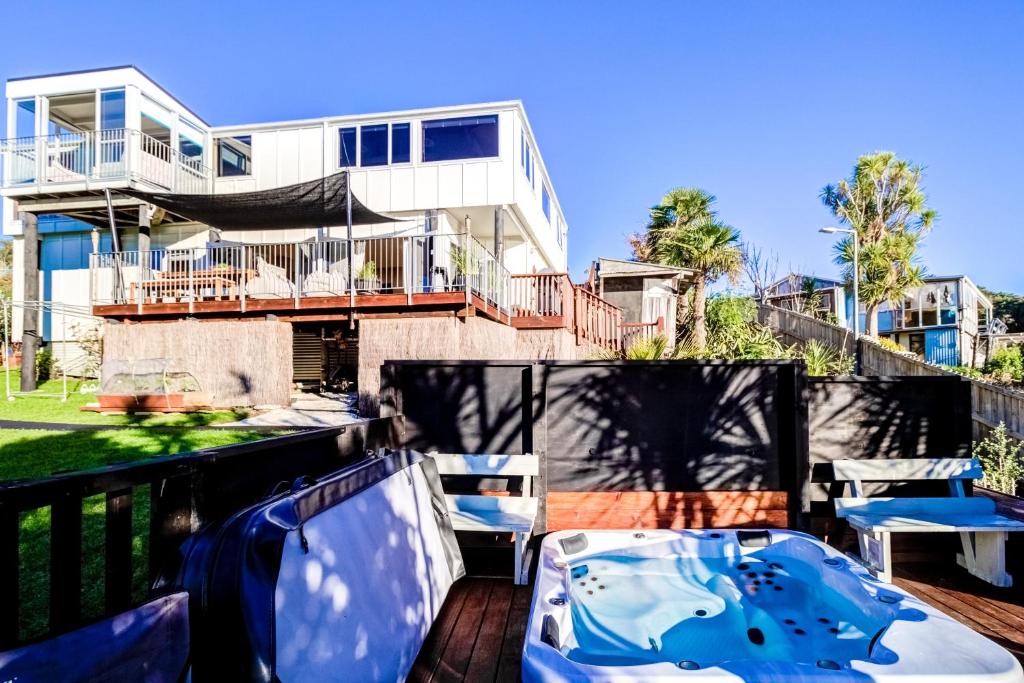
top-left (510, 274), bottom-right (623, 351)
top-left (510, 273), bottom-right (575, 327)
top-left (621, 316), bottom-right (665, 348)
top-left (574, 286), bottom-right (622, 350)
top-left (0, 418), bottom-right (403, 647)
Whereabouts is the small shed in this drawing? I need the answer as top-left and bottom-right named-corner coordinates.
top-left (590, 258), bottom-right (694, 346)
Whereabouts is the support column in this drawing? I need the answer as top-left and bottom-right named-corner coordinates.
top-left (137, 204), bottom-right (152, 254)
top-left (20, 212), bottom-right (39, 392)
top-left (493, 206), bottom-right (505, 267)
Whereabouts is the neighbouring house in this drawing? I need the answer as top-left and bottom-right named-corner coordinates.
top-left (765, 272), bottom-right (1004, 367)
top-left (2, 65), bottom-right (621, 411)
top-left (588, 258), bottom-right (694, 348)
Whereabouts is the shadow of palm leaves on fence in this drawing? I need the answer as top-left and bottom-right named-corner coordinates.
top-left (541, 362), bottom-right (785, 529)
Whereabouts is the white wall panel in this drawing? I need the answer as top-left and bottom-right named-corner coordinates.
top-left (414, 166), bottom-right (438, 208)
top-left (437, 165), bottom-right (463, 207)
top-left (391, 167), bottom-right (415, 211)
top-left (462, 162), bottom-right (488, 206)
top-left (365, 169), bottom-right (391, 210)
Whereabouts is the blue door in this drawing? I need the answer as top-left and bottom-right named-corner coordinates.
top-left (924, 327), bottom-right (959, 366)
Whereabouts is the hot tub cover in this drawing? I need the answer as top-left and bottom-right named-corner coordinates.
top-left (120, 171), bottom-right (405, 230)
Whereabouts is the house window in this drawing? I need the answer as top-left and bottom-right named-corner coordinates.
top-left (99, 89), bottom-right (125, 130)
top-left (422, 114), bottom-right (498, 162)
top-left (542, 185), bottom-right (551, 221)
top-left (15, 99), bottom-right (35, 138)
top-left (338, 127), bottom-right (357, 167)
top-left (360, 124), bottom-right (388, 166)
top-left (391, 123), bottom-right (410, 163)
top-left (179, 120), bottom-right (204, 160)
top-left (217, 136), bottom-right (252, 177)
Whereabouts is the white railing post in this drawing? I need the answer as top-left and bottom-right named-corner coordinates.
top-left (240, 245), bottom-right (247, 313)
top-left (348, 238), bottom-right (356, 310)
top-left (187, 253), bottom-right (194, 314)
top-left (137, 251), bottom-right (143, 315)
top-left (405, 237), bottom-right (413, 305)
top-left (463, 232), bottom-right (472, 306)
top-left (294, 242), bottom-right (302, 308)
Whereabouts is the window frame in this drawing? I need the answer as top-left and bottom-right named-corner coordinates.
top-left (216, 135), bottom-right (253, 178)
top-left (420, 114), bottom-right (500, 164)
top-left (338, 126), bottom-right (357, 168)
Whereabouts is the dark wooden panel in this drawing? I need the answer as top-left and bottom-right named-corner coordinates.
top-left (104, 488), bottom-right (133, 613)
top-left (807, 377), bottom-right (972, 512)
top-left (148, 475), bottom-right (193, 585)
top-left (0, 504), bottom-right (18, 647)
top-left (431, 578), bottom-right (491, 681)
top-left (463, 581), bottom-right (514, 682)
top-left (544, 363), bottom-right (787, 491)
top-left (49, 495), bottom-right (83, 630)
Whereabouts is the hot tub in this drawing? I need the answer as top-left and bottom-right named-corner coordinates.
top-left (523, 529), bottom-right (1024, 682)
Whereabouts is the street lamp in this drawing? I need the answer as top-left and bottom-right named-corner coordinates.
top-left (819, 226), bottom-right (860, 347)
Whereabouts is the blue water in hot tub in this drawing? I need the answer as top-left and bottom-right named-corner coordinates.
top-left (566, 553), bottom-right (889, 669)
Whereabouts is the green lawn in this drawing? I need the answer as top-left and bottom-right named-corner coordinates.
top-left (0, 370), bottom-right (249, 426)
top-left (0, 370), bottom-right (284, 640)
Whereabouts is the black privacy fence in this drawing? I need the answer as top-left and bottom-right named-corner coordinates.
top-left (0, 417), bottom-right (404, 648)
top-left (381, 361), bottom-right (971, 529)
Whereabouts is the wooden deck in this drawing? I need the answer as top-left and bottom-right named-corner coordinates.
top-left (408, 577), bottom-right (532, 683)
top-left (410, 557), bottom-right (1024, 681)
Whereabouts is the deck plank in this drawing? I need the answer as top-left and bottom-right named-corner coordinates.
top-left (463, 582), bottom-right (515, 682)
top-left (408, 579), bottom-right (471, 683)
top-left (494, 584), bottom-right (533, 683)
top-left (429, 579), bottom-right (493, 682)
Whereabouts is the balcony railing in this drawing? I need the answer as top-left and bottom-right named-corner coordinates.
top-left (89, 233), bottom-right (509, 314)
top-left (2, 128), bottom-right (211, 193)
top-left (510, 273), bottom-right (623, 351)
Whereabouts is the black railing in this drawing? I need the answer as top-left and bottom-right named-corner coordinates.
top-left (0, 417), bottom-right (404, 647)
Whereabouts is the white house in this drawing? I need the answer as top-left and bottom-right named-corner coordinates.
top-left (1, 65), bottom-right (610, 408)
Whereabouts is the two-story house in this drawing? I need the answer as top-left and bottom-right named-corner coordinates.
top-left (2, 66), bottom-right (616, 411)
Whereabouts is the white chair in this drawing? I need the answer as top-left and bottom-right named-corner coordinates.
top-left (833, 457), bottom-right (1024, 586)
top-left (428, 452), bottom-right (539, 585)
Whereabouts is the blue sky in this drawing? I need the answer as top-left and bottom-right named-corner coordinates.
top-left (3, 1), bottom-right (1022, 292)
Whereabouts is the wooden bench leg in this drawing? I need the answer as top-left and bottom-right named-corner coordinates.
top-left (862, 530), bottom-right (892, 583)
top-left (958, 531), bottom-right (1011, 587)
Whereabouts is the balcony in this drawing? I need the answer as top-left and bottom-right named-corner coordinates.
top-left (89, 233), bottom-right (510, 322)
top-left (510, 272), bottom-right (622, 350)
top-left (1, 128), bottom-right (211, 196)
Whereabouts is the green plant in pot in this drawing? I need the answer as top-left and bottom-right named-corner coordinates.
top-left (355, 260), bottom-right (379, 293)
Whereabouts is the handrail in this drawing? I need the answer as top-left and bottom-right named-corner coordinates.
top-left (89, 233), bottom-right (511, 314)
top-left (1, 128), bottom-right (211, 193)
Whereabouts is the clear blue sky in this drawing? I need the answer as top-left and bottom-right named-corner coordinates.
top-left (3, 1), bottom-right (1022, 292)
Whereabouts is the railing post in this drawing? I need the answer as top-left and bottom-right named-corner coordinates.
top-left (348, 238), bottom-right (356, 310)
top-left (463, 232), bottom-right (471, 307)
top-left (405, 237), bottom-right (413, 305)
top-left (187, 253), bottom-right (194, 314)
top-left (294, 242), bottom-right (301, 309)
top-left (240, 245), bottom-right (247, 313)
top-left (137, 251), bottom-right (143, 315)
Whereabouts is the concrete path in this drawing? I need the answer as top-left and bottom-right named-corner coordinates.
top-left (223, 392), bottom-right (364, 428)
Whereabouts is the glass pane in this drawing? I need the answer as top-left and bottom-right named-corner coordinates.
top-left (179, 136), bottom-right (203, 158)
top-left (339, 127), bottom-right (356, 167)
top-left (542, 185), bottom-right (551, 220)
top-left (391, 123), bottom-right (410, 163)
top-left (360, 124), bottom-right (388, 166)
top-left (15, 99), bottom-right (35, 137)
top-left (217, 135), bottom-right (251, 177)
top-left (422, 115), bottom-right (498, 162)
top-left (100, 89), bottom-right (126, 130)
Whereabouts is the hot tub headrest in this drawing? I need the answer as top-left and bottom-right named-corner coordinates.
top-left (737, 530), bottom-right (772, 548)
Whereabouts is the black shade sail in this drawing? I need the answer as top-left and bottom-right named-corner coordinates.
top-left (119, 171), bottom-right (403, 230)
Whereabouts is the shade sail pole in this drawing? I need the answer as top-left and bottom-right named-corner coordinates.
top-left (346, 171), bottom-right (355, 329)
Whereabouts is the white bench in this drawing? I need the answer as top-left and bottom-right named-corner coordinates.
top-left (833, 457), bottom-right (1024, 587)
top-left (428, 452), bottom-right (539, 585)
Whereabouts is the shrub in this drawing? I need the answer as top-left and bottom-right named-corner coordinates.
top-left (35, 347), bottom-right (53, 382)
top-left (875, 336), bottom-right (905, 354)
top-left (624, 334), bottom-right (669, 360)
top-left (974, 422), bottom-right (1024, 495)
top-left (983, 345), bottom-right (1023, 383)
top-left (943, 364), bottom-right (983, 379)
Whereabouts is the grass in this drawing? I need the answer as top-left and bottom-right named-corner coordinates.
top-left (0, 369), bottom-right (249, 426)
top-left (0, 369), bottom-right (284, 640)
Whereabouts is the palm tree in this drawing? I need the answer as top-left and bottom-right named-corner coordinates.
top-left (821, 152), bottom-right (935, 336)
top-left (629, 188), bottom-right (716, 262)
top-left (655, 216), bottom-right (742, 351)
